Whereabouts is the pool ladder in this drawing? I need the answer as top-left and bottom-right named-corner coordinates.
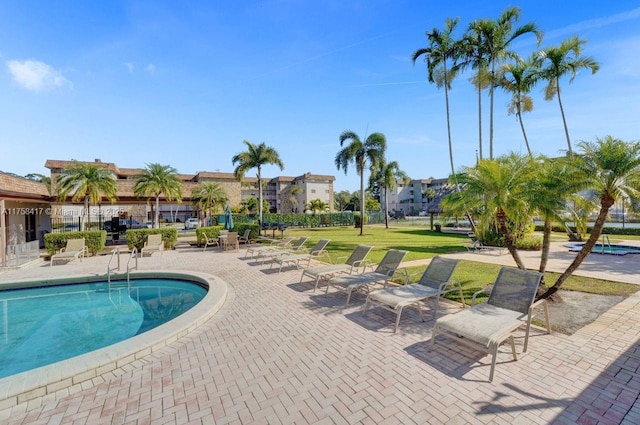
top-left (602, 234), bottom-right (611, 254)
top-left (107, 247), bottom-right (138, 305)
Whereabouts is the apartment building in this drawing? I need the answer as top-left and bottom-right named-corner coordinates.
top-left (382, 177), bottom-right (451, 215)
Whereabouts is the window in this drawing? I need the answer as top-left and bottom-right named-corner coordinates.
top-left (311, 189), bottom-right (316, 193)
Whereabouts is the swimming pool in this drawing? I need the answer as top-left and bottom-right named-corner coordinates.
top-left (0, 278), bottom-right (207, 379)
top-left (565, 242), bottom-right (640, 256)
top-left (0, 271), bottom-right (227, 408)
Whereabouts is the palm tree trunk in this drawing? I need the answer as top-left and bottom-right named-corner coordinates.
top-left (155, 196), bottom-right (160, 228)
top-left (556, 78), bottom-right (572, 153)
top-left (359, 171), bottom-right (365, 236)
top-left (477, 79), bottom-right (483, 160)
top-left (384, 187), bottom-right (389, 229)
top-left (444, 65), bottom-right (455, 177)
top-left (258, 168), bottom-right (263, 235)
top-left (496, 208), bottom-right (525, 270)
top-left (517, 111), bottom-right (532, 158)
top-left (539, 196), bottom-right (614, 300)
top-left (489, 63), bottom-right (496, 160)
top-left (83, 195), bottom-right (89, 231)
top-left (538, 217), bottom-right (552, 274)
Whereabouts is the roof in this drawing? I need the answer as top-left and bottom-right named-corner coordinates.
top-left (0, 172), bottom-right (50, 200)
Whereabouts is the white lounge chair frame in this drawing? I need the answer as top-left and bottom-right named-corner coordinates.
top-left (245, 236), bottom-right (295, 259)
top-left (202, 233), bottom-right (219, 251)
top-left (300, 245), bottom-right (373, 292)
top-left (259, 236), bottom-right (309, 263)
top-left (325, 249), bottom-right (408, 305)
top-left (430, 267), bottom-right (551, 381)
top-left (141, 234), bottom-right (164, 256)
top-left (270, 239), bottom-right (331, 272)
top-left (50, 238), bottom-right (87, 266)
top-left (363, 256), bottom-right (463, 333)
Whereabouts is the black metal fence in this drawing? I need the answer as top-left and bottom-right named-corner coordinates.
top-left (51, 215), bottom-right (149, 233)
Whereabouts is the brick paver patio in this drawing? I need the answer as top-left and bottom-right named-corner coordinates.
top-left (1, 243), bottom-right (640, 424)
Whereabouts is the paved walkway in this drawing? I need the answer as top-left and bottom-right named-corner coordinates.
top-left (1, 242), bottom-right (640, 424)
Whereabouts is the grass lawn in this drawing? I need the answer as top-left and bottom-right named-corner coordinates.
top-left (281, 225), bottom-right (638, 304)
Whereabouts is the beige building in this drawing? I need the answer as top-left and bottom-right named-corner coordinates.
top-left (45, 159), bottom-right (335, 220)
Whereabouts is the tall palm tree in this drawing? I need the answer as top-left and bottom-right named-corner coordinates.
top-left (460, 25), bottom-right (490, 160)
top-left (191, 182), bottom-right (228, 226)
top-left (56, 162), bottom-right (118, 230)
top-left (538, 36), bottom-right (600, 153)
top-left (472, 7), bottom-right (542, 159)
top-left (540, 136), bottom-right (640, 299)
top-left (412, 17), bottom-right (462, 176)
top-left (335, 130), bottom-right (386, 235)
top-left (232, 140), bottom-right (284, 232)
top-left (500, 53), bottom-right (541, 157)
top-left (134, 163), bottom-right (183, 228)
top-left (442, 153), bottom-right (539, 269)
top-left (370, 160), bottom-right (409, 229)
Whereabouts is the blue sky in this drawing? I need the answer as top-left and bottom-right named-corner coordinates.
top-left (1, 1), bottom-right (639, 192)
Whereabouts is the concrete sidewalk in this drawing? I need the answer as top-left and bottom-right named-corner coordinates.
top-left (1, 244), bottom-right (639, 424)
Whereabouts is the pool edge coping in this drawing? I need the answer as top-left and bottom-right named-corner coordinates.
top-left (0, 270), bottom-right (228, 410)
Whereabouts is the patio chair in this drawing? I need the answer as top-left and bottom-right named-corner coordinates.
top-left (325, 249), bottom-right (408, 305)
top-left (238, 229), bottom-right (254, 245)
top-left (270, 239), bottom-right (331, 273)
top-left (430, 267), bottom-right (551, 381)
top-left (300, 244), bottom-right (373, 292)
top-left (202, 233), bottom-right (219, 251)
top-left (245, 236), bottom-right (295, 258)
top-left (466, 232), bottom-right (506, 255)
top-left (141, 234), bottom-right (164, 256)
top-left (50, 238), bottom-right (87, 266)
top-left (363, 256), bottom-right (462, 333)
top-left (259, 236), bottom-right (309, 263)
top-left (224, 232), bottom-right (239, 251)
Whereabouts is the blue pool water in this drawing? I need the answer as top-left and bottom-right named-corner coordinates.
top-left (0, 278), bottom-right (207, 379)
top-left (565, 242), bottom-right (640, 256)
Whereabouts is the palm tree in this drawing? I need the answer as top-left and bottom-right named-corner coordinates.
top-left (442, 153), bottom-right (539, 269)
top-left (412, 17), bottom-right (462, 176)
top-left (191, 182), bottom-right (228, 227)
top-left (232, 140), bottom-right (284, 232)
top-left (500, 54), bottom-right (541, 157)
top-left (539, 136), bottom-right (640, 299)
top-left (335, 130), bottom-right (386, 235)
top-left (134, 163), bottom-right (183, 228)
top-left (538, 36), bottom-right (600, 153)
top-left (471, 7), bottom-right (542, 159)
top-left (460, 25), bottom-right (490, 160)
top-left (56, 162), bottom-right (118, 230)
top-left (281, 185), bottom-right (302, 213)
top-left (306, 199), bottom-right (328, 213)
top-left (370, 160), bottom-right (409, 229)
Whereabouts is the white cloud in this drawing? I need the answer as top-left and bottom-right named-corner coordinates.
top-left (6, 59), bottom-right (71, 92)
top-left (145, 63), bottom-right (156, 75)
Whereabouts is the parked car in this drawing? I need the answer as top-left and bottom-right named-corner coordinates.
top-left (184, 218), bottom-right (199, 230)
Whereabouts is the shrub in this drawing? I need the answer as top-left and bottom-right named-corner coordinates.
top-left (195, 226), bottom-right (224, 246)
top-left (125, 228), bottom-right (178, 251)
top-left (516, 235), bottom-right (542, 250)
top-left (354, 213), bottom-right (369, 227)
top-left (44, 231), bottom-right (106, 256)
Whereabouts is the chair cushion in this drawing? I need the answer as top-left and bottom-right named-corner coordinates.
top-left (368, 284), bottom-right (439, 309)
top-left (435, 303), bottom-right (525, 348)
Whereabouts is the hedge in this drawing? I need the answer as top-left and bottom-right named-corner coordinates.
top-left (125, 228), bottom-right (178, 251)
top-left (534, 224), bottom-right (640, 236)
top-left (44, 231), bottom-right (106, 256)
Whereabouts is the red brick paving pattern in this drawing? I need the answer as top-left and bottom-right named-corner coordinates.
top-left (1, 247), bottom-right (640, 424)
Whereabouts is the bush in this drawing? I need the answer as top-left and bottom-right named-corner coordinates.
top-left (44, 231), bottom-right (106, 256)
top-left (234, 224), bottom-right (260, 242)
top-left (516, 235), bottom-right (542, 250)
top-left (354, 213), bottom-right (369, 227)
top-left (195, 226), bottom-right (224, 246)
top-left (125, 228), bottom-right (178, 251)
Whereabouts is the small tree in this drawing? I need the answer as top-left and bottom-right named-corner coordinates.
top-left (134, 163), bottom-right (183, 228)
top-left (191, 182), bottom-right (228, 226)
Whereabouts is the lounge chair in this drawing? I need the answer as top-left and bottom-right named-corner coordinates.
top-left (224, 232), bottom-right (239, 251)
top-left (300, 244), bottom-right (373, 292)
top-left (50, 238), bottom-right (87, 266)
top-left (430, 267), bottom-right (551, 381)
top-left (466, 232), bottom-right (506, 255)
top-left (245, 236), bottom-right (295, 258)
top-left (362, 256), bottom-right (463, 333)
top-left (141, 234), bottom-right (164, 256)
top-left (238, 229), bottom-right (254, 245)
top-left (259, 236), bottom-right (309, 263)
top-left (270, 239), bottom-right (331, 272)
top-left (202, 233), bottom-right (219, 251)
top-left (325, 249), bottom-right (408, 305)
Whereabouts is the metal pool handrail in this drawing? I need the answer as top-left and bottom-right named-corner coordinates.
top-left (602, 234), bottom-right (611, 254)
top-left (107, 248), bottom-right (120, 283)
top-left (127, 247), bottom-right (138, 284)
